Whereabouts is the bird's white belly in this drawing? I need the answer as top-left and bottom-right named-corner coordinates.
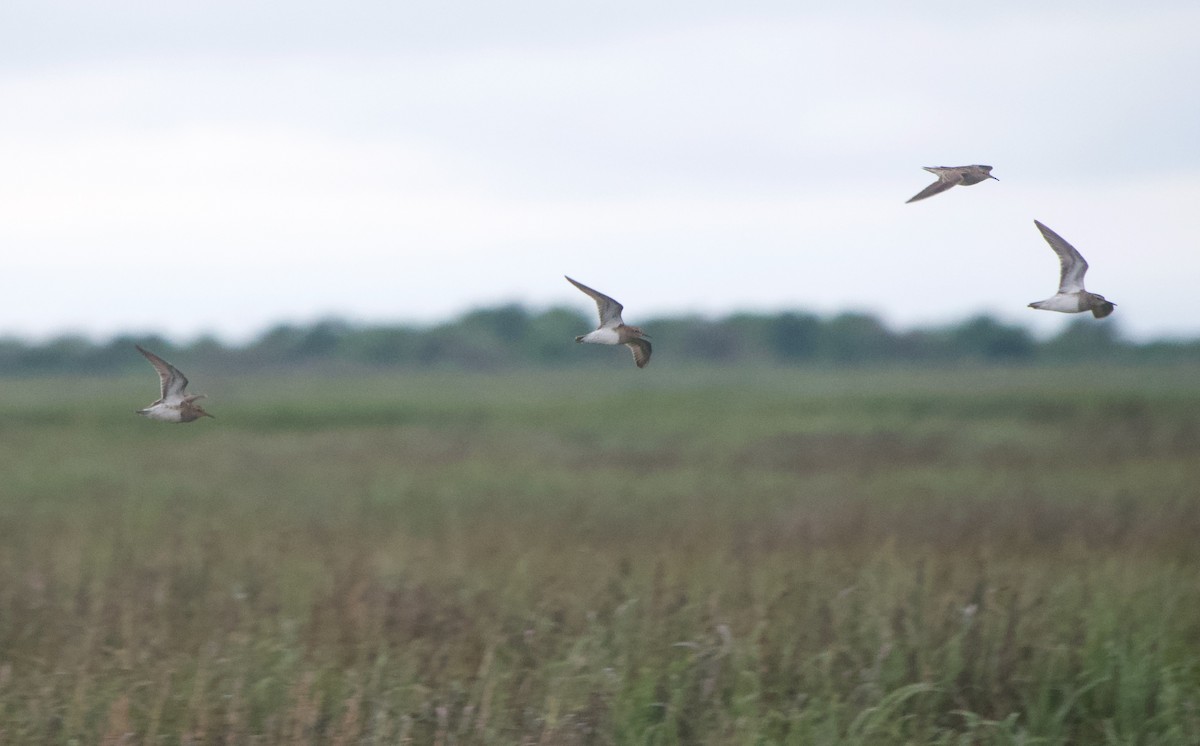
top-left (141, 403), bottom-right (182, 422)
top-left (580, 328), bottom-right (621, 345)
top-left (1033, 293), bottom-right (1084, 313)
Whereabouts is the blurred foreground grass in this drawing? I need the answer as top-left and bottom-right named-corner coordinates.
top-left (0, 365), bottom-right (1198, 744)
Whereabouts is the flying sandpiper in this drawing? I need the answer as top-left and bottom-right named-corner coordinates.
top-left (135, 345), bottom-right (215, 422)
top-left (566, 276), bottom-right (652, 368)
top-left (1027, 220), bottom-right (1116, 318)
top-left (906, 165), bottom-right (998, 203)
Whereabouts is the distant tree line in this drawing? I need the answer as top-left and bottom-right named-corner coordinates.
top-left (1, 306), bottom-right (1198, 375)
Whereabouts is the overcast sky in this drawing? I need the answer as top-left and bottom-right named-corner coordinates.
top-left (2, 1), bottom-right (1198, 342)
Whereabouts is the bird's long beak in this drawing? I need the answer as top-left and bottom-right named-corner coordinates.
top-left (990, 175), bottom-right (999, 181)
top-left (203, 411), bottom-right (215, 418)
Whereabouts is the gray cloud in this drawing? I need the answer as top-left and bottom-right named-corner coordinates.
top-left (1, 1), bottom-right (1198, 341)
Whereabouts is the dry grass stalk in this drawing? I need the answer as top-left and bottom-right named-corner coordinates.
top-left (287, 671), bottom-right (319, 743)
top-left (101, 694), bottom-right (132, 745)
top-left (141, 667), bottom-right (172, 746)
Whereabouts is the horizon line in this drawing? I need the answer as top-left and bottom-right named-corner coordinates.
top-left (3, 302), bottom-right (1198, 349)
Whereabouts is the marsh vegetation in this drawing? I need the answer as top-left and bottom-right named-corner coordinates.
top-left (0, 366), bottom-right (1198, 743)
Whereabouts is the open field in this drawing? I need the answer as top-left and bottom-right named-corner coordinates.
top-left (1, 365), bottom-right (1199, 744)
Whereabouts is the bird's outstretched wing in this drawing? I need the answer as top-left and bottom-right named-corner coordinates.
top-left (625, 338), bottom-right (652, 368)
top-left (136, 345), bottom-right (189, 403)
top-left (906, 170), bottom-right (962, 203)
top-left (1034, 220), bottom-right (1089, 293)
top-left (566, 276), bottom-right (625, 327)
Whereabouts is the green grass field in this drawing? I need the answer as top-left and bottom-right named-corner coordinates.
top-left (1, 365), bottom-right (1199, 744)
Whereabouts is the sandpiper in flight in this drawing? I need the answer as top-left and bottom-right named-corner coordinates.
top-left (135, 345), bottom-right (215, 422)
top-left (566, 276), bottom-right (652, 368)
top-left (905, 165), bottom-right (998, 203)
top-left (1027, 220), bottom-right (1116, 318)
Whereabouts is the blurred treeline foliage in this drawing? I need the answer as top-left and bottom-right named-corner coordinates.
top-left (1, 306), bottom-right (1197, 374)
